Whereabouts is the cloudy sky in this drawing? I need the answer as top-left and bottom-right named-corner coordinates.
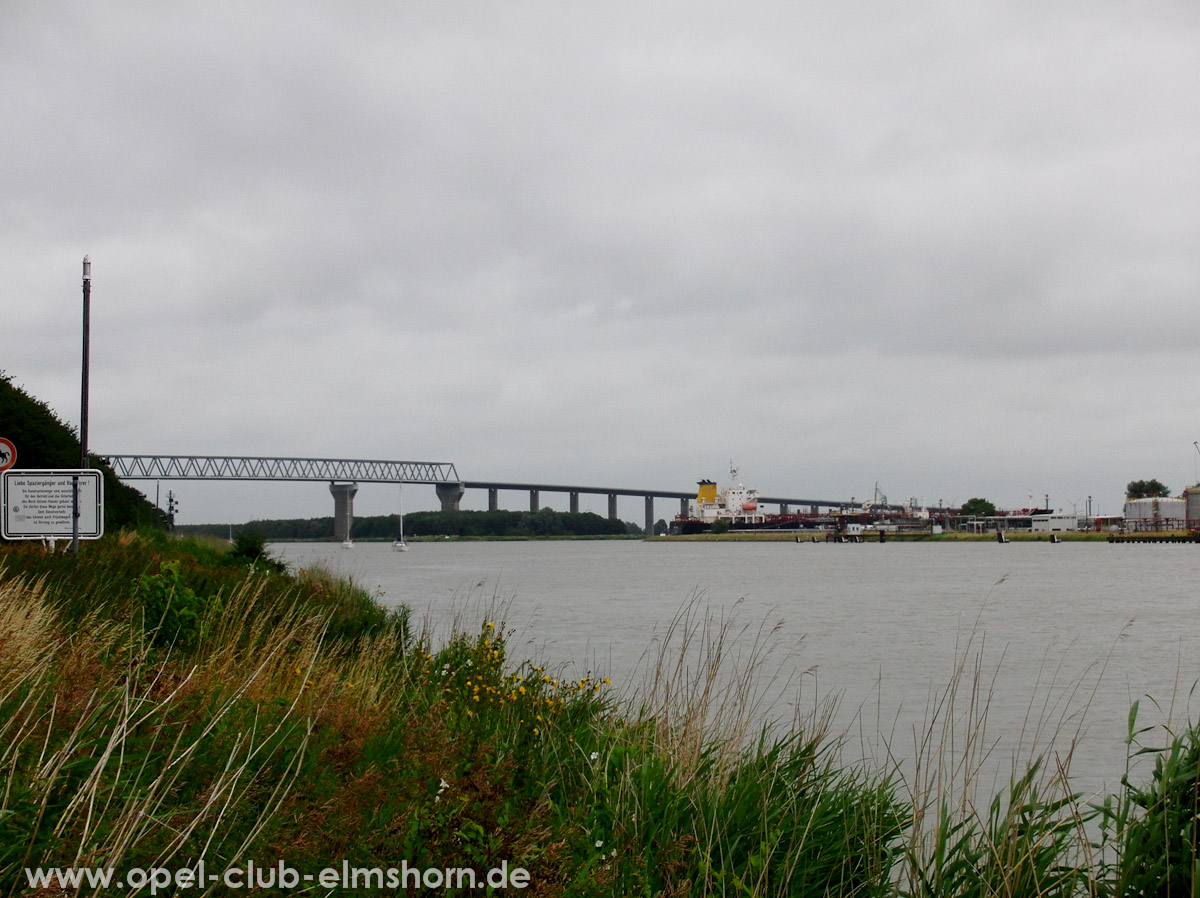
top-left (3, 1), bottom-right (1197, 524)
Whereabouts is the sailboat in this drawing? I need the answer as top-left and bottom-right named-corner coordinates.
top-left (392, 485), bottom-right (408, 552)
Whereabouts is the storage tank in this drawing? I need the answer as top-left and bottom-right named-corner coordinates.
top-left (1124, 497), bottom-right (1186, 525)
top-left (1185, 487), bottom-right (1200, 524)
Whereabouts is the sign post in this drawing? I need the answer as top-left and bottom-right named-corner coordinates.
top-left (2, 470), bottom-right (104, 541)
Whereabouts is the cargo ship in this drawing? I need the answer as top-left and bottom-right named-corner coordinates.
top-left (670, 468), bottom-right (938, 535)
top-left (671, 467), bottom-right (778, 534)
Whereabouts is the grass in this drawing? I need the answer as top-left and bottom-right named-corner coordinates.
top-left (1, 530), bottom-right (1197, 895)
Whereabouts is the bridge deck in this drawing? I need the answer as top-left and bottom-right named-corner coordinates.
top-left (103, 455), bottom-right (859, 511)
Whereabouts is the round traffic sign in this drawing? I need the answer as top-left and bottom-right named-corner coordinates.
top-left (0, 438), bottom-right (15, 471)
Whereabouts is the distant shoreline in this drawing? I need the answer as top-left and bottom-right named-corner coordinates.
top-left (655, 530), bottom-right (1170, 543)
top-left (253, 530), bottom-right (1196, 544)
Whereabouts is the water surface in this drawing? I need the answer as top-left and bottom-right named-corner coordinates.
top-left (272, 539), bottom-right (1200, 797)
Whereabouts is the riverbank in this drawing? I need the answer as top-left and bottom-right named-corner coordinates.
top-left (2, 530), bottom-right (1196, 895)
top-left (657, 530), bottom-right (1121, 542)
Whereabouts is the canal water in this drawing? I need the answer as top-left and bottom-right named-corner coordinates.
top-left (270, 539), bottom-right (1200, 800)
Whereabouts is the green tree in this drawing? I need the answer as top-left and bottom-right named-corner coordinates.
top-left (0, 371), bottom-right (167, 532)
top-left (1126, 479), bottom-right (1171, 500)
top-left (959, 497), bottom-right (997, 517)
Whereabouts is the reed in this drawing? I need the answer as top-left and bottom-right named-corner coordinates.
top-left (551, 593), bottom-right (907, 896)
top-left (1093, 697), bottom-right (1200, 897)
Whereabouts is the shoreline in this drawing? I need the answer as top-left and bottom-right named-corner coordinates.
top-left (263, 529), bottom-right (1194, 544)
top-left (653, 529), bottom-right (1186, 542)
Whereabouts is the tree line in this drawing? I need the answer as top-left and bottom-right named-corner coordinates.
top-left (405, 509), bottom-right (634, 538)
top-left (180, 508), bottom-right (637, 540)
top-left (0, 371), bottom-right (167, 532)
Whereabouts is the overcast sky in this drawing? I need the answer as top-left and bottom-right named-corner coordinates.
top-left (3, 1), bottom-right (1198, 524)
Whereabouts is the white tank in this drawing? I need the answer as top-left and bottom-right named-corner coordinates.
top-left (1185, 487), bottom-right (1200, 524)
top-left (1124, 497), bottom-right (1185, 521)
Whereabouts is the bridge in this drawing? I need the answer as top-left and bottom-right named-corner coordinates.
top-left (103, 454), bottom-right (861, 538)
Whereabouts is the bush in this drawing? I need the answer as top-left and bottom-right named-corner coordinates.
top-left (132, 560), bottom-right (209, 649)
top-left (228, 529), bottom-right (286, 572)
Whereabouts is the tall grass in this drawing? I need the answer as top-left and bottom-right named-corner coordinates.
top-left (887, 616), bottom-right (1099, 898)
top-left (0, 575), bottom-right (321, 894)
top-left (1093, 696), bottom-right (1200, 897)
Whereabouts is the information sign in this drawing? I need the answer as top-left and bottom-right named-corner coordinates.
top-left (2, 469), bottom-right (104, 539)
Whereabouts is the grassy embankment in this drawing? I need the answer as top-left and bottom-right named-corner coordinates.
top-left (1, 530), bottom-right (1198, 896)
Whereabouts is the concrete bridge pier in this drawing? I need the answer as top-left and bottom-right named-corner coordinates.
top-left (329, 482), bottom-right (358, 542)
top-left (488, 488), bottom-right (499, 511)
top-left (529, 489), bottom-right (540, 512)
top-left (436, 481), bottom-right (465, 512)
top-left (645, 496), bottom-right (654, 536)
top-left (570, 490), bottom-right (580, 514)
top-left (607, 493), bottom-right (618, 520)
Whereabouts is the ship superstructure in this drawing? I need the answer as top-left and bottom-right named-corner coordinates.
top-left (690, 467), bottom-right (767, 527)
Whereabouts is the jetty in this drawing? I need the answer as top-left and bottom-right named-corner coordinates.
top-left (1107, 532), bottom-right (1200, 544)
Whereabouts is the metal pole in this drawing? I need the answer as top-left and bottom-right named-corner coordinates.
top-left (73, 256), bottom-right (91, 555)
top-left (81, 256), bottom-right (91, 469)
top-left (71, 473), bottom-right (80, 554)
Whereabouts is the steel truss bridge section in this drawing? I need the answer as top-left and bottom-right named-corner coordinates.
top-left (102, 455), bottom-right (460, 484)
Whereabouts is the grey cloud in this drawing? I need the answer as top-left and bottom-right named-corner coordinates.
top-left (3, 1), bottom-right (1198, 522)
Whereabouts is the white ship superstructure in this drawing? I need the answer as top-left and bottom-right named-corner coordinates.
top-left (692, 467), bottom-right (767, 526)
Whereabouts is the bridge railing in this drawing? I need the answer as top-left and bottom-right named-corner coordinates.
top-left (103, 455), bottom-right (460, 483)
